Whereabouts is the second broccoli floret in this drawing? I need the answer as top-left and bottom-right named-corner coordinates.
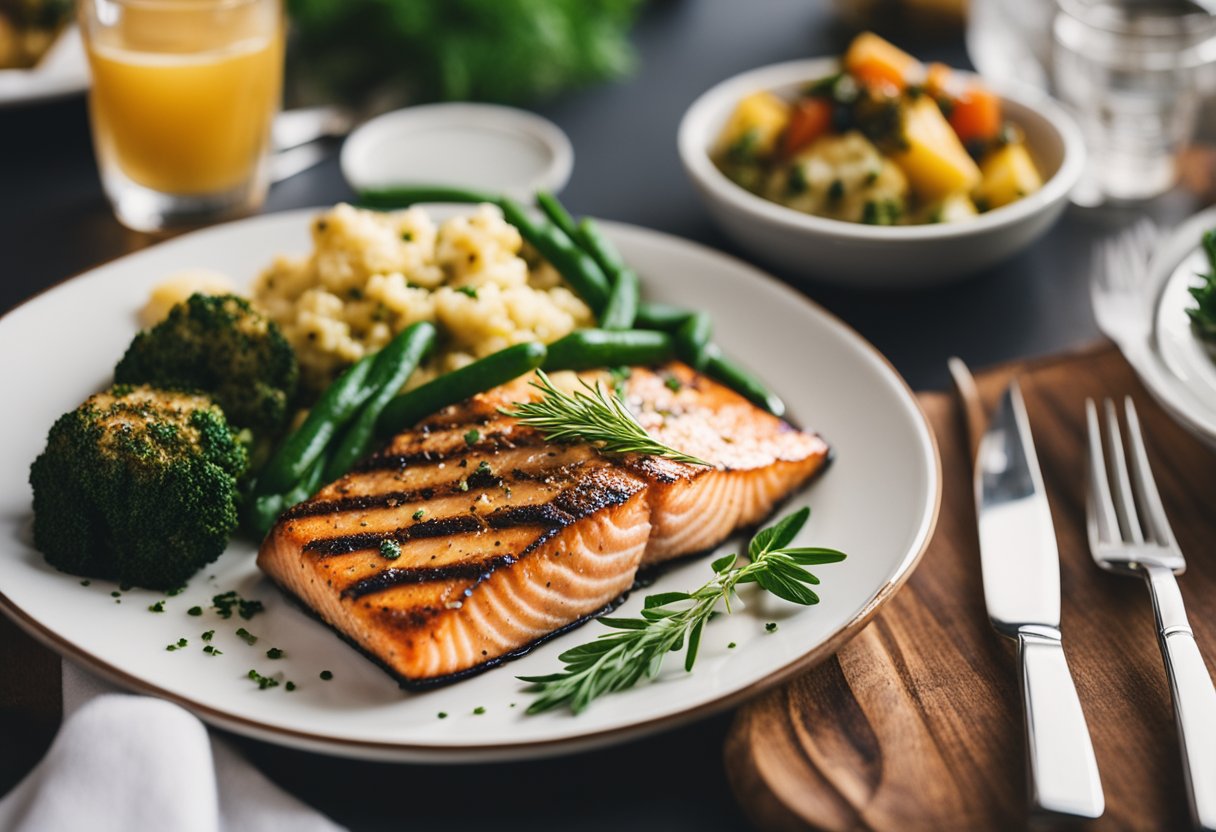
top-left (114, 293), bottom-right (298, 444)
top-left (29, 385), bottom-right (248, 590)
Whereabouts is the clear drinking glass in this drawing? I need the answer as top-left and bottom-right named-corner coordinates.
top-left (79, 0), bottom-right (284, 232)
top-left (1053, 0), bottom-right (1216, 204)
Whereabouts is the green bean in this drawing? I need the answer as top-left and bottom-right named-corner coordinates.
top-left (256, 355), bottom-right (378, 494)
top-left (535, 191), bottom-right (579, 240)
top-left (572, 217), bottom-right (629, 279)
top-left (323, 322), bottom-right (437, 482)
top-left (599, 267), bottom-right (640, 330)
top-left (376, 341), bottom-right (547, 436)
top-left (705, 349), bottom-right (786, 417)
top-left (499, 198), bottom-right (611, 314)
top-left (246, 452), bottom-right (329, 537)
top-left (674, 311), bottom-right (713, 371)
top-left (358, 185), bottom-right (501, 210)
top-left (542, 329), bottom-right (673, 371)
top-left (634, 301), bottom-right (695, 332)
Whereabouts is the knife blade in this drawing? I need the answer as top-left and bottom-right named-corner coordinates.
top-left (975, 380), bottom-right (1105, 820)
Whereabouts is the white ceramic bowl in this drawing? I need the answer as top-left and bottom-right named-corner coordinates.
top-left (678, 58), bottom-right (1086, 288)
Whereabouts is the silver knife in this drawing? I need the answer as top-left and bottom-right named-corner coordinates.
top-left (975, 380), bottom-right (1105, 819)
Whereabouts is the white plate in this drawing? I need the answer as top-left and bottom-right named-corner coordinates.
top-left (0, 26), bottom-right (89, 109)
top-left (341, 103), bottom-right (573, 198)
top-left (1156, 223), bottom-right (1216, 417)
top-left (0, 209), bottom-right (939, 762)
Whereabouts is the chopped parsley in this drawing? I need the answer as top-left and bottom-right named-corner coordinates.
top-left (464, 429), bottom-right (480, 445)
top-left (664, 375), bottom-right (682, 393)
top-left (320, 670), bottom-right (334, 680)
top-left (201, 630), bottom-right (215, 642)
top-left (266, 647), bottom-right (285, 659)
top-left (380, 539), bottom-right (402, 560)
top-left (437, 712), bottom-right (448, 719)
top-left (285, 681), bottom-right (297, 692)
top-left (728, 642), bottom-right (737, 649)
top-left (212, 591), bottom-right (264, 621)
top-left (827, 179), bottom-right (845, 202)
top-left (247, 669), bottom-right (280, 690)
top-left (473, 706), bottom-right (486, 715)
top-left (475, 460), bottom-right (492, 476)
top-left (147, 600), bottom-right (165, 613)
top-left (456, 285), bottom-right (478, 299)
top-left (412, 509), bottom-right (426, 521)
top-left (235, 627), bottom-right (257, 646)
top-left (165, 638), bottom-right (188, 652)
top-left (187, 606), bottom-right (203, 616)
top-left (765, 622), bottom-right (778, 633)
top-left (110, 591), bottom-right (121, 598)
top-left (202, 645), bottom-right (222, 656)
top-left (79, 580), bottom-right (90, 587)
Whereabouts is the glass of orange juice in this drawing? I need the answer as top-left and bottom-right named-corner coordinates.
top-left (80, 0), bottom-right (283, 232)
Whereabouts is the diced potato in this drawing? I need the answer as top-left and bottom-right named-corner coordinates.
top-left (140, 269), bottom-right (238, 327)
top-left (714, 91), bottom-right (790, 160)
top-left (917, 191), bottom-right (978, 224)
top-left (844, 32), bottom-right (924, 91)
top-left (892, 97), bottom-right (981, 202)
top-left (973, 143), bottom-right (1043, 210)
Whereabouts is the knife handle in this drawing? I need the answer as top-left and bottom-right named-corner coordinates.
top-left (1018, 626), bottom-right (1105, 819)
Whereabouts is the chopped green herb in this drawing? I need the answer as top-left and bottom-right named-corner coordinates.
top-left (247, 669), bottom-right (280, 690)
top-left (664, 375), bottom-right (682, 393)
top-left (285, 681), bottom-right (297, 691)
top-left (456, 285), bottom-right (478, 299)
top-left (765, 622), bottom-right (778, 633)
top-left (401, 230), bottom-right (413, 242)
top-left (166, 587), bottom-right (185, 597)
top-left (188, 606), bottom-right (203, 616)
top-left (473, 706), bottom-right (486, 715)
top-left (786, 164), bottom-right (809, 196)
top-left (380, 539), bottom-right (402, 560)
top-left (438, 712), bottom-right (448, 719)
top-left (80, 580), bottom-right (90, 587)
top-left (827, 179), bottom-right (845, 202)
top-left (320, 670), bottom-right (334, 681)
top-left (202, 629), bottom-right (215, 642)
top-left (111, 591), bottom-right (121, 598)
top-left (475, 460), bottom-right (492, 476)
top-left (728, 642), bottom-right (737, 649)
top-left (148, 600), bottom-right (165, 613)
top-left (212, 591), bottom-right (264, 621)
top-left (235, 627), bottom-right (257, 645)
top-left (266, 647), bottom-right (285, 659)
top-left (202, 645), bottom-right (222, 656)
top-left (464, 428), bottom-right (480, 445)
top-left (166, 637), bottom-right (189, 652)
top-left (412, 509), bottom-right (426, 521)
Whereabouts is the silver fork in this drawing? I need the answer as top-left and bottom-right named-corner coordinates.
top-left (1086, 397), bottom-right (1216, 831)
top-left (1090, 217), bottom-right (1159, 348)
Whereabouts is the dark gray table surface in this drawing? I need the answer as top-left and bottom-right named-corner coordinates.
top-left (0, 1), bottom-right (1203, 829)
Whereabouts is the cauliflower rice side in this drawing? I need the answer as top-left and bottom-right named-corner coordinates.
top-left (252, 203), bottom-right (594, 393)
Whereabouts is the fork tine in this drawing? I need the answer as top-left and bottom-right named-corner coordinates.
top-left (1103, 399), bottom-right (1144, 543)
top-left (1085, 399), bottom-right (1122, 547)
top-left (1122, 397), bottom-right (1178, 549)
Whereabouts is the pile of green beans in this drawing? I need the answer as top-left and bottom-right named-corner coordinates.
top-left (355, 185), bottom-right (786, 414)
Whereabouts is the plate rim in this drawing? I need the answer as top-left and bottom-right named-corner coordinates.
top-left (0, 208), bottom-right (942, 761)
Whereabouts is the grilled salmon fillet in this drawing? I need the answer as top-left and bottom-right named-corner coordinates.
top-left (257, 362), bottom-right (830, 687)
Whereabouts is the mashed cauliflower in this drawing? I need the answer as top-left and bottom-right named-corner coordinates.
top-left (253, 203), bottom-right (594, 393)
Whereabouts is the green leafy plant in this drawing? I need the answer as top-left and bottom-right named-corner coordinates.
top-left (520, 507), bottom-right (846, 714)
top-left (501, 370), bottom-right (710, 466)
top-left (1190, 230), bottom-right (1216, 343)
top-left (287, 0), bottom-right (644, 106)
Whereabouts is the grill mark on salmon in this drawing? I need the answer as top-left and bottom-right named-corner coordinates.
top-left (257, 362), bottom-right (830, 688)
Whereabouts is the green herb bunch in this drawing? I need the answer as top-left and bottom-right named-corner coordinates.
top-left (501, 371), bottom-right (710, 466)
top-left (1190, 230), bottom-right (1216, 342)
top-left (521, 507), bottom-right (846, 715)
top-left (287, 0), bottom-right (643, 106)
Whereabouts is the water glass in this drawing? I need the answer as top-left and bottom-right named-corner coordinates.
top-left (79, 0), bottom-right (284, 232)
top-left (1053, 0), bottom-right (1216, 204)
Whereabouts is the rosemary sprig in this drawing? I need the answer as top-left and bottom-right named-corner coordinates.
top-left (500, 370), bottom-right (710, 466)
top-left (519, 507), bottom-right (846, 715)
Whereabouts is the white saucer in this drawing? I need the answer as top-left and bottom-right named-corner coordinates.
top-left (340, 103), bottom-right (573, 198)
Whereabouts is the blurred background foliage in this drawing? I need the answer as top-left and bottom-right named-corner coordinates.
top-left (287, 0), bottom-right (645, 108)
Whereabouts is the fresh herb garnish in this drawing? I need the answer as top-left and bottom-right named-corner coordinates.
top-left (235, 627), bottom-right (257, 645)
top-left (203, 645), bottom-right (222, 656)
top-left (464, 428), bottom-right (480, 445)
top-left (1189, 230), bottom-right (1216, 342)
top-left (201, 630), bottom-right (215, 642)
top-left (765, 622), bottom-right (778, 633)
top-left (148, 601), bottom-right (165, 613)
top-left (187, 606), bottom-right (203, 616)
top-left (412, 509), bottom-right (426, 521)
top-left (286, 681), bottom-right (297, 691)
top-left (520, 508), bottom-right (844, 714)
top-left (212, 591), bottom-right (264, 620)
top-left (501, 371), bottom-right (710, 467)
top-left (165, 638), bottom-right (188, 652)
top-left (266, 647), bottom-right (285, 659)
top-left (248, 669), bottom-right (280, 690)
top-left (380, 539), bottom-right (402, 560)
top-left (320, 670), bottom-right (334, 680)
top-left (437, 712), bottom-right (448, 719)
top-left (473, 706), bottom-right (486, 715)
top-left (456, 286), bottom-right (478, 299)
top-left (80, 580), bottom-right (90, 587)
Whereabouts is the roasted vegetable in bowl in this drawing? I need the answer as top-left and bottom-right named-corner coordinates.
top-left (712, 32), bottom-right (1044, 226)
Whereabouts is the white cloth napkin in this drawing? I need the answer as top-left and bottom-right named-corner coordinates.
top-left (0, 662), bottom-right (345, 832)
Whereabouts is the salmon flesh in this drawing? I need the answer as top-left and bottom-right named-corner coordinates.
top-left (256, 362), bottom-right (830, 687)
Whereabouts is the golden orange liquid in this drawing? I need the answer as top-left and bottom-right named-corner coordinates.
top-left (85, 7), bottom-right (282, 195)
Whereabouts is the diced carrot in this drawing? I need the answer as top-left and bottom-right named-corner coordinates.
top-left (844, 31), bottom-right (923, 92)
top-left (782, 97), bottom-right (833, 157)
top-left (948, 85), bottom-right (1002, 145)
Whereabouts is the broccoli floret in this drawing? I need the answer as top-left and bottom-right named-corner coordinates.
top-left (29, 385), bottom-right (248, 590)
top-left (113, 294), bottom-right (298, 445)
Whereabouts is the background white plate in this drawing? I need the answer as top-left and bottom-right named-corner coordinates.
top-left (0, 26), bottom-right (88, 109)
top-left (0, 209), bottom-right (939, 762)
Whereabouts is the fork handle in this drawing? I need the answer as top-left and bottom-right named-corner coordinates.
top-left (1018, 626), bottom-right (1105, 818)
top-left (1144, 564), bottom-right (1216, 831)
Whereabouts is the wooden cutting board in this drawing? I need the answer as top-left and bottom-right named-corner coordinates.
top-left (724, 345), bottom-right (1216, 831)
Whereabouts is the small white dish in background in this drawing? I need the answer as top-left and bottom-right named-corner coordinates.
top-left (341, 103), bottom-right (573, 199)
top-left (678, 58), bottom-right (1086, 288)
top-left (0, 25), bottom-right (89, 109)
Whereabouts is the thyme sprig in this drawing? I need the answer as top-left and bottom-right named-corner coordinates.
top-left (500, 370), bottom-right (710, 466)
top-left (520, 507), bottom-right (846, 715)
